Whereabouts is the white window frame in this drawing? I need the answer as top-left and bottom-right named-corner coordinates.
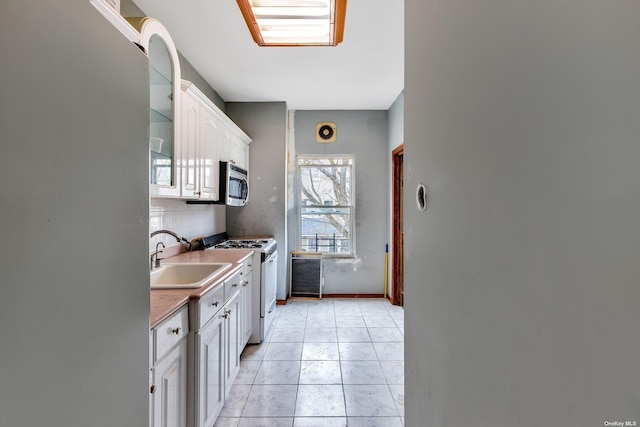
top-left (297, 155), bottom-right (356, 257)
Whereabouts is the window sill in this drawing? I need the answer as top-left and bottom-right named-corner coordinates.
top-left (321, 253), bottom-right (356, 259)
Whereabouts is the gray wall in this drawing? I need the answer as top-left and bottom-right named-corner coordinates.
top-left (387, 93), bottom-right (404, 300)
top-left (225, 102), bottom-right (289, 299)
top-left (405, 1), bottom-right (640, 425)
top-left (0, 2), bottom-right (149, 427)
top-left (387, 93), bottom-right (404, 151)
top-left (292, 110), bottom-right (389, 295)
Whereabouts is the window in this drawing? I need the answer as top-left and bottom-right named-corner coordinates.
top-left (297, 155), bottom-right (354, 256)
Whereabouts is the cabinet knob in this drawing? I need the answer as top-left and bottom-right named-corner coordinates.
top-left (194, 191), bottom-right (201, 196)
top-left (232, 283), bottom-right (238, 288)
top-left (171, 327), bottom-right (181, 335)
top-left (150, 384), bottom-right (156, 394)
top-left (248, 263), bottom-right (252, 267)
top-left (242, 281), bottom-right (248, 287)
top-left (211, 301), bottom-right (219, 307)
top-left (221, 312), bottom-right (229, 319)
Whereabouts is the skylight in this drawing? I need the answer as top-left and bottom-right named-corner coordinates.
top-left (236, 0), bottom-right (347, 47)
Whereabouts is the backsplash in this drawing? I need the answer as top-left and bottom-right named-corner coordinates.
top-left (149, 199), bottom-right (226, 252)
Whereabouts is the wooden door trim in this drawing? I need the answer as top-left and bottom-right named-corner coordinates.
top-left (391, 144), bottom-right (404, 306)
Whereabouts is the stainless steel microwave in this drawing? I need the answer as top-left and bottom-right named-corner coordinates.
top-left (220, 161), bottom-right (248, 206)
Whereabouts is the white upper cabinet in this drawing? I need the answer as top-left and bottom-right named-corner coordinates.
top-left (180, 81), bottom-right (251, 201)
top-left (199, 113), bottom-right (222, 200)
top-left (230, 135), bottom-right (250, 171)
top-left (180, 89), bottom-right (200, 198)
top-left (128, 17), bottom-right (182, 198)
top-left (219, 131), bottom-right (249, 171)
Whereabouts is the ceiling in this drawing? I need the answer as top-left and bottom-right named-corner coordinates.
top-left (130, 0), bottom-right (404, 110)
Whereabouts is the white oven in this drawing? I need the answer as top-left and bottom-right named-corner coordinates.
top-left (260, 249), bottom-right (278, 341)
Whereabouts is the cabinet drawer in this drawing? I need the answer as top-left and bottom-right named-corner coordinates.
top-left (225, 271), bottom-right (242, 302)
top-left (153, 306), bottom-right (188, 363)
top-left (198, 284), bottom-right (225, 328)
top-left (242, 256), bottom-right (254, 276)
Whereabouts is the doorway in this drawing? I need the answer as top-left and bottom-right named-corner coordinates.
top-left (391, 144), bottom-right (404, 306)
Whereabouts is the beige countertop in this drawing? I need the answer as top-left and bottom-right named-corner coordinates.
top-left (150, 249), bottom-right (253, 328)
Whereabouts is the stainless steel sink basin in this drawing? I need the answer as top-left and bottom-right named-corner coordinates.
top-left (150, 262), bottom-right (232, 289)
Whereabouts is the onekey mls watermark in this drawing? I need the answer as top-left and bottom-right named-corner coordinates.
top-left (604, 421), bottom-right (637, 426)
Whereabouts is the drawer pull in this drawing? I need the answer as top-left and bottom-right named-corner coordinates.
top-left (221, 312), bottom-right (229, 319)
top-left (242, 281), bottom-right (248, 287)
top-left (150, 384), bottom-right (156, 394)
top-left (232, 283), bottom-right (238, 288)
top-left (239, 271), bottom-right (243, 275)
top-left (171, 327), bottom-right (181, 335)
top-left (210, 301), bottom-right (219, 307)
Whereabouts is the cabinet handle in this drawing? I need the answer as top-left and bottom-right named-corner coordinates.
top-left (248, 263), bottom-right (252, 267)
top-left (210, 301), bottom-right (219, 307)
top-left (239, 271), bottom-right (243, 275)
top-left (232, 283), bottom-right (238, 288)
top-left (242, 280), bottom-right (248, 287)
top-left (221, 312), bottom-right (229, 319)
top-left (150, 384), bottom-right (156, 394)
top-left (194, 191), bottom-right (201, 196)
top-left (171, 327), bottom-right (181, 335)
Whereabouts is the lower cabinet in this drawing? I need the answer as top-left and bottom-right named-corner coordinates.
top-left (195, 309), bottom-right (225, 427)
top-left (151, 266), bottom-right (251, 427)
top-left (150, 307), bottom-right (189, 427)
top-left (153, 342), bottom-right (188, 427)
top-left (192, 271), bottom-right (244, 427)
top-left (224, 292), bottom-right (241, 398)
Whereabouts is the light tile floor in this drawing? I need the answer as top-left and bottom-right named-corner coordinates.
top-left (214, 298), bottom-right (404, 427)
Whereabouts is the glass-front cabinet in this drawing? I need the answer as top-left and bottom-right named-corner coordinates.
top-left (128, 17), bottom-right (181, 197)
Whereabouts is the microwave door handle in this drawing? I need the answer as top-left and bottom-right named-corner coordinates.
top-left (243, 178), bottom-right (249, 204)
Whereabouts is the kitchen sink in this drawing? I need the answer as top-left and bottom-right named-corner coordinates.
top-left (150, 262), bottom-right (232, 289)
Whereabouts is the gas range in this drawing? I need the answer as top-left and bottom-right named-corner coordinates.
top-left (198, 232), bottom-right (276, 255)
top-left (212, 239), bottom-right (273, 250)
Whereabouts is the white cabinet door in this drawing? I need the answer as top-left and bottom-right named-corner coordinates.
top-left (181, 85), bottom-right (225, 202)
top-left (196, 314), bottom-right (225, 427)
top-left (152, 339), bottom-right (187, 427)
top-left (198, 112), bottom-right (221, 201)
top-left (224, 293), bottom-right (241, 397)
top-left (136, 18), bottom-right (182, 198)
top-left (181, 90), bottom-right (200, 198)
top-left (230, 136), bottom-right (249, 171)
top-left (219, 130), bottom-right (231, 163)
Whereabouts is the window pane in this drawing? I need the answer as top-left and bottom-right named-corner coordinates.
top-left (300, 211), bottom-right (351, 254)
top-left (300, 165), bottom-right (352, 206)
top-left (298, 156), bottom-right (354, 255)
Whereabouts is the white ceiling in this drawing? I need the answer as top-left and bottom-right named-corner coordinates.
top-left (131, 0), bottom-right (404, 110)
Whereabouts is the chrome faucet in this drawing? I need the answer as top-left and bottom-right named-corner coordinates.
top-left (151, 242), bottom-right (165, 270)
top-left (150, 229), bottom-right (192, 251)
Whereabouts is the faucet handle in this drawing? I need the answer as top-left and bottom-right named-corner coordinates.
top-left (151, 242), bottom-right (166, 269)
